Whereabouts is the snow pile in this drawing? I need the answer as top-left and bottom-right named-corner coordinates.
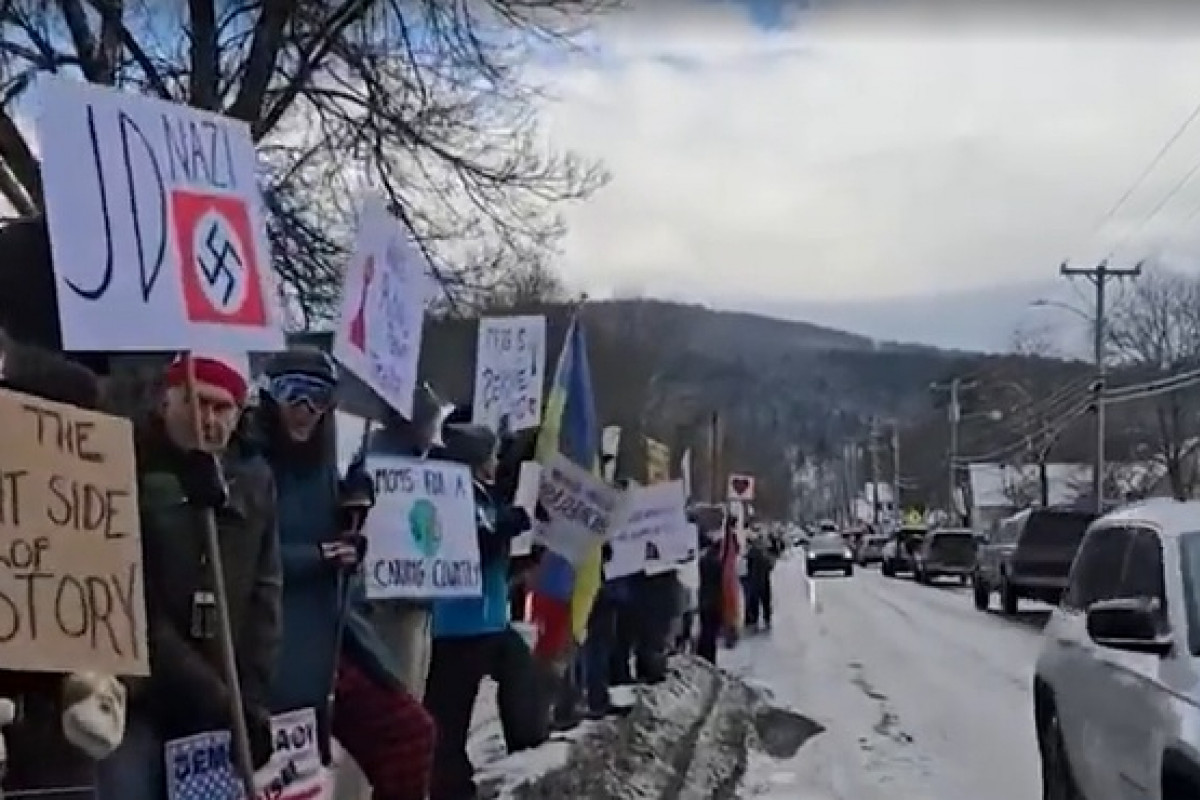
top-left (473, 658), bottom-right (824, 800)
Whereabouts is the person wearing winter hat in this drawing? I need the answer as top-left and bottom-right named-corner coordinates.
top-left (247, 348), bottom-right (434, 800)
top-left (424, 423), bottom-right (535, 800)
top-left (365, 383), bottom-right (454, 701)
top-left (96, 353), bottom-right (280, 800)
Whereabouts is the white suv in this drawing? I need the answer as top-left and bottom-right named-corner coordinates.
top-left (1033, 499), bottom-right (1200, 800)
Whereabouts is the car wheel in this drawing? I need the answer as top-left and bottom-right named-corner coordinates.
top-left (844, 564), bottom-right (854, 577)
top-left (972, 573), bottom-right (989, 611)
top-left (806, 565), bottom-right (815, 577)
top-left (1001, 576), bottom-right (1019, 615)
top-left (1038, 705), bottom-right (1082, 800)
top-left (959, 574), bottom-right (969, 586)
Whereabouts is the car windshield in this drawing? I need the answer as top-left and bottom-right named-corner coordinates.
top-left (812, 534), bottom-right (845, 550)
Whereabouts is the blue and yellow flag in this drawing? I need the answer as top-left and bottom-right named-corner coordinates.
top-left (530, 313), bottom-right (603, 658)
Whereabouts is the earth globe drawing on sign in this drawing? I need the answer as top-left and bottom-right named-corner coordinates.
top-left (408, 498), bottom-right (442, 558)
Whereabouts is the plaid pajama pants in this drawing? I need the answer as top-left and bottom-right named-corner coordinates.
top-left (333, 657), bottom-right (436, 800)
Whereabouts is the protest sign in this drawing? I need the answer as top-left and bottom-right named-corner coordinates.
top-left (37, 77), bottom-right (283, 353)
top-left (606, 480), bottom-right (691, 579)
top-left (537, 453), bottom-right (622, 563)
top-left (511, 461), bottom-right (541, 558)
top-left (0, 386), bottom-right (147, 675)
top-left (727, 473), bottom-right (756, 501)
top-left (165, 707), bottom-right (328, 800)
top-left (362, 457), bottom-right (480, 600)
top-left (333, 198), bottom-right (432, 419)
top-left (471, 316), bottom-right (546, 432)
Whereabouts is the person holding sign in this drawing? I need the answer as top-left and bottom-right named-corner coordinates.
top-left (251, 350), bottom-right (434, 800)
top-left (424, 424), bottom-right (536, 800)
top-left (95, 356), bottom-right (280, 800)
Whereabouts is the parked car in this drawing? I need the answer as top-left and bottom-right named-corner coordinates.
top-left (881, 526), bottom-right (928, 577)
top-left (805, 533), bottom-right (855, 577)
top-left (1033, 499), bottom-right (1200, 800)
top-left (973, 507), bottom-right (1096, 615)
top-left (856, 533), bottom-right (890, 565)
top-left (912, 528), bottom-right (978, 585)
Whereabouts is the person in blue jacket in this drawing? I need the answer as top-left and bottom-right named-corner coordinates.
top-left (423, 423), bottom-right (535, 800)
top-left (253, 349), bottom-right (435, 800)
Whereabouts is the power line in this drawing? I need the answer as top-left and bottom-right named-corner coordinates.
top-left (1094, 95), bottom-right (1200, 235)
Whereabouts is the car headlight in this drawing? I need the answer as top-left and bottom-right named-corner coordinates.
top-left (843, 550), bottom-right (853, 559)
top-left (806, 551), bottom-right (816, 559)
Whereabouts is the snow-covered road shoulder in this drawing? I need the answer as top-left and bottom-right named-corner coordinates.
top-left (475, 658), bottom-right (824, 800)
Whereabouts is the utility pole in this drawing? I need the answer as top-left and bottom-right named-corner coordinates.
top-left (869, 420), bottom-right (881, 526)
top-left (1060, 259), bottom-right (1143, 514)
top-left (708, 411), bottom-right (721, 504)
top-left (932, 377), bottom-right (977, 525)
top-left (891, 424), bottom-right (901, 519)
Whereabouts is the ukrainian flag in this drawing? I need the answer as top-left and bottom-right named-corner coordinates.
top-left (530, 312), bottom-right (603, 660)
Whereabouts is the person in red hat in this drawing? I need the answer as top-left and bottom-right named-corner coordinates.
top-left (95, 354), bottom-right (281, 800)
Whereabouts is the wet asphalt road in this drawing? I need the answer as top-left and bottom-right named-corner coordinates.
top-left (728, 553), bottom-right (1049, 800)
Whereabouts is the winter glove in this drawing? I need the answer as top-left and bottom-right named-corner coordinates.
top-left (242, 703), bottom-right (274, 771)
top-left (178, 450), bottom-right (228, 510)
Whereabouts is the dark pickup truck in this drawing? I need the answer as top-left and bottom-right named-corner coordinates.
top-left (972, 507), bottom-right (1096, 615)
top-left (912, 529), bottom-right (978, 585)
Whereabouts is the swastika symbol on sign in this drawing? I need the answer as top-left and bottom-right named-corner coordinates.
top-left (192, 210), bottom-right (248, 314)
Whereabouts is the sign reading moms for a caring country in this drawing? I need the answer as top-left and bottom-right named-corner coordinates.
top-left (537, 453), bottom-right (623, 564)
top-left (727, 472), bottom-right (756, 501)
top-left (165, 706), bottom-right (327, 800)
top-left (607, 480), bottom-right (691, 579)
top-left (0, 386), bottom-right (148, 675)
top-left (333, 197), bottom-right (432, 419)
top-left (37, 77), bottom-right (283, 353)
top-left (362, 457), bottom-right (480, 600)
top-left (471, 315), bottom-right (546, 433)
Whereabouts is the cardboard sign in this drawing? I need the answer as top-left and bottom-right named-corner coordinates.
top-left (333, 197), bottom-right (432, 420)
top-left (362, 457), bottom-right (481, 600)
top-left (471, 316), bottom-right (546, 432)
top-left (38, 76), bottom-right (283, 352)
top-left (726, 473), bottom-right (756, 501)
top-left (607, 480), bottom-right (691, 579)
top-left (165, 707), bottom-right (328, 800)
top-left (0, 386), bottom-right (147, 675)
top-left (537, 454), bottom-right (622, 564)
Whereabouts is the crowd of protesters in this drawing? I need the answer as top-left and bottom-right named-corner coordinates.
top-left (0, 219), bottom-right (782, 800)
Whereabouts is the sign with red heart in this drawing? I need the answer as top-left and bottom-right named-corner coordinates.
top-left (726, 473), bottom-right (755, 500)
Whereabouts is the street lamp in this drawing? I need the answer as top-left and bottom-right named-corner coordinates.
top-left (1030, 298), bottom-right (1092, 324)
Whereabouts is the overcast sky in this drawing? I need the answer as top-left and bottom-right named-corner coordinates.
top-left (531, 1), bottom-right (1200, 349)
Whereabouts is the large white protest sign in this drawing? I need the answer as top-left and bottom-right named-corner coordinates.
top-left (38, 77), bottom-right (283, 352)
top-left (537, 453), bottom-right (622, 563)
top-left (165, 707), bottom-right (328, 800)
top-left (471, 316), bottom-right (546, 432)
top-left (333, 197), bottom-right (432, 419)
top-left (606, 480), bottom-right (691, 579)
top-left (363, 457), bottom-right (480, 600)
top-left (511, 461), bottom-right (541, 558)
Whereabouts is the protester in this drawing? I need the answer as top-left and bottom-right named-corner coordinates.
top-left (368, 384), bottom-right (450, 698)
top-left (0, 330), bottom-right (128, 797)
top-left (744, 531), bottom-right (778, 630)
top-left (696, 527), bottom-right (727, 665)
top-left (252, 349), bottom-right (434, 800)
top-left (423, 424), bottom-right (534, 800)
top-left (93, 355), bottom-right (280, 800)
top-left (580, 545), bottom-right (633, 720)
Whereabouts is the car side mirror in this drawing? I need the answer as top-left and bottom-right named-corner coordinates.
top-left (1086, 597), bottom-right (1173, 657)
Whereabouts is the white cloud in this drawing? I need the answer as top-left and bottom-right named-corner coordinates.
top-left (534, 6), bottom-right (1200, 315)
